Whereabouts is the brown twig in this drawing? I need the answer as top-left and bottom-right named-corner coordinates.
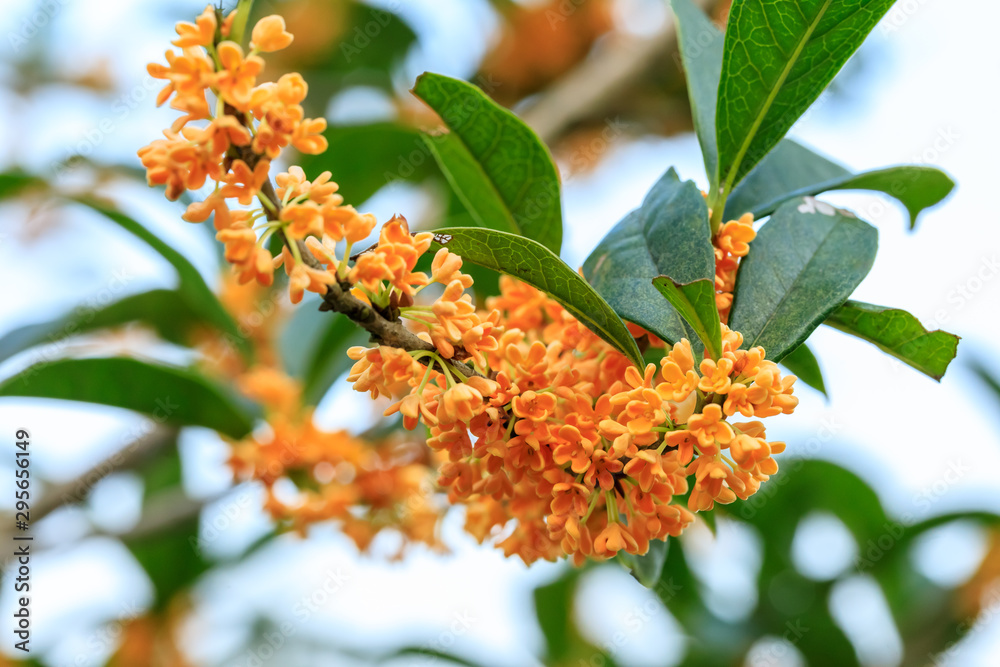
top-left (29, 426), bottom-right (178, 524)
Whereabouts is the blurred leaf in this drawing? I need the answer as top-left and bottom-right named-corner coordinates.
top-left (137, 436), bottom-right (183, 504)
top-left (725, 142), bottom-right (954, 228)
top-left (716, 0), bottom-right (895, 192)
top-left (729, 198), bottom-right (878, 362)
top-left (619, 538), bottom-right (669, 588)
top-left (413, 72), bottom-right (563, 254)
top-left (296, 122), bottom-right (430, 205)
top-left (432, 227), bottom-right (643, 367)
top-left (826, 300), bottom-right (959, 380)
top-left (280, 297), bottom-right (368, 405)
top-left (255, 0), bottom-right (418, 107)
top-left (0, 357), bottom-right (256, 438)
top-left (780, 342), bottom-right (827, 396)
top-left (0, 289), bottom-right (214, 363)
top-left (971, 361), bottom-right (1000, 408)
top-left (0, 170), bottom-right (43, 200)
top-left (672, 0), bottom-right (724, 186)
top-left (124, 516), bottom-right (209, 611)
top-left (534, 568), bottom-right (584, 662)
top-left (73, 197), bottom-right (251, 359)
top-left (583, 169), bottom-right (711, 353)
top-left (383, 648), bottom-right (480, 667)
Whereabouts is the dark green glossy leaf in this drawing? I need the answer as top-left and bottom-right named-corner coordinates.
top-left (652, 277), bottom-right (722, 360)
top-left (780, 342), bottom-right (827, 395)
top-left (432, 227), bottom-right (643, 367)
top-left (725, 139), bottom-right (849, 219)
top-left (0, 289), bottom-right (214, 363)
top-left (0, 357), bottom-right (255, 438)
top-left (73, 197), bottom-right (251, 359)
top-left (729, 197), bottom-right (877, 362)
top-left (583, 169), bottom-right (715, 355)
top-left (726, 141), bottom-right (955, 228)
top-left (412, 72), bottom-right (563, 254)
top-left (825, 300), bottom-right (959, 380)
top-left (295, 122), bottom-right (430, 205)
top-left (672, 0), bottom-right (724, 186)
top-left (716, 0), bottom-right (895, 193)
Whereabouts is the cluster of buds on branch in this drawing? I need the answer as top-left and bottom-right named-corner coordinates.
top-left (139, 5), bottom-right (798, 566)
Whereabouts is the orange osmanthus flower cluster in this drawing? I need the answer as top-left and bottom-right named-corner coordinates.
top-left (345, 242), bottom-right (797, 564)
top-left (139, 6), bottom-right (377, 301)
top-left (229, 366), bottom-right (444, 551)
top-left (143, 7), bottom-right (798, 568)
top-left (714, 212), bottom-right (756, 322)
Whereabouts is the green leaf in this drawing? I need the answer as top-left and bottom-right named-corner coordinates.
top-left (0, 357), bottom-right (256, 438)
top-left (431, 227), bottom-right (643, 368)
top-left (534, 568), bottom-right (584, 662)
top-left (412, 72), bottom-right (563, 254)
top-left (672, 0), bottom-right (724, 186)
top-left (582, 169), bottom-right (716, 354)
top-left (72, 197), bottom-right (251, 359)
top-left (825, 300), bottom-right (960, 380)
top-left (726, 141), bottom-right (955, 228)
top-left (0, 170), bottom-right (43, 200)
top-left (124, 516), bottom-right (209, 610)
top-left (295, 122), bottom-right (430, 205)
top-left (725, 139), bottom-right (849, 219)
top-left (652, 277), bottom-right (722, 360)
top-left (618, 539), bottom-right (669, 588)
top-left (0, 289), bottom-right (217, 363)
top-left (280, 299), bottom-right (369, 405)
top-left (728, 197), bottom-right (878, 362)
top-left (715, 0), bottom-right (895, 193)
top-left (779, 342), bottom-right (827, 395)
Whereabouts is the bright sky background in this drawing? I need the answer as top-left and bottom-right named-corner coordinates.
top-left (0, 0), bottom-right (999, 665)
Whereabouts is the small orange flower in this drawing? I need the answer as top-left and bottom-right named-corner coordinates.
top-left (172, 6), bottom-right (217, 48)
top-left (251, 15), bottom-right (295, 52)
top-left (698, 357), bottom-right (734, 394)
top-left (716, 213), bottom-right (756, 257)
top-left (594, 521), bottom-right (638, 556)
top-left (215, 42), bottom-right (264, 111)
